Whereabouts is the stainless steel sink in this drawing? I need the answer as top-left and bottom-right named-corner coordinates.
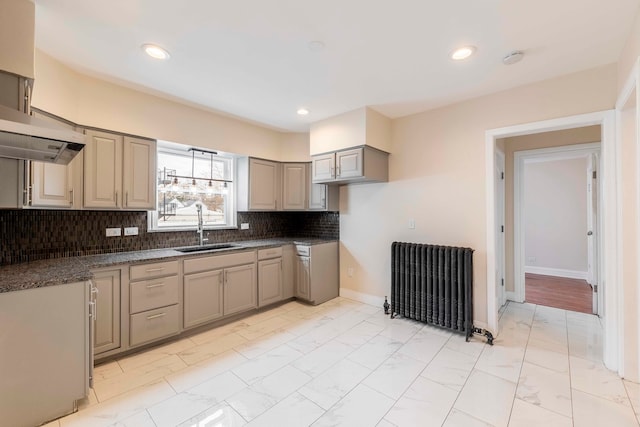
top-left (176, 243), bottom-right (237, 253)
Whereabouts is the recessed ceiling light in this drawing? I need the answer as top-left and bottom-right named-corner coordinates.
top-left (142, 44), bottom-right (171, 60)
top-left (297, 108), bottom-right (310, 116)
top-left (450, 45), bottom-right (476, 61)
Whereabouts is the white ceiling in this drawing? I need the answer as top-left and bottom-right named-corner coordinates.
top-left (34, 0), bottom-right (639, 132)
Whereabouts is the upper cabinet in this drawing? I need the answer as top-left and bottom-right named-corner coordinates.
top-left (84, 130), bottom-right (156, 210)
top-left (282, 163), bottom-right (306, 210)
top-left (311, 146), bottom-right (388, 185)
top-left (309, 107), bottom-right (390, 185)
top-left (239, 158), bottom-right (338, 211)
top-left (237, 157), bottom-right (280, 211)
top-left (26, 110), bottom-right (83, 209)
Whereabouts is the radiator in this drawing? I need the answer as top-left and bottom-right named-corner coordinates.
top-left (390, 242), bottom-right (493, 345)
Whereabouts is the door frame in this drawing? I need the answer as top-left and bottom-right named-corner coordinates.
top-left (495, 149), bottom-right (506, 308)
top-left (513, 143), bottom-right (601, 306)
top-left (485, 109), bottom-right (618, 371)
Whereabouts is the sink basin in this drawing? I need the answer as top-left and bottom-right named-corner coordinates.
top-left (176, 243), bottom-right (237, 253)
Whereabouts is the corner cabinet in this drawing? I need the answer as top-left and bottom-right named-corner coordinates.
top-left (311, 146), bottom-right (389, 185)
top-left (84, 129), bottom-right (156, 210)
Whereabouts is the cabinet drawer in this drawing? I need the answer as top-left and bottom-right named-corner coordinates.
top-left (130, 275), bottom-right (179, 314)
top-left (130, 304), bottom-right (180, 347)
top-left (296, 245), bottom-right (310, 256)
top-left (130, 260), bottom-right (179, 281)
top-left (184, 250), bottom-right (256, 274)
top-left (258, 246), bottom-right (282, 260)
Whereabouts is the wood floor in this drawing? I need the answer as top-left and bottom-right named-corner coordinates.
top-left (525, 273), bottom-right (593, 314)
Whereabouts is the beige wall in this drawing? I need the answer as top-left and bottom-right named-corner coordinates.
top-left (524, 158), bottom-right (588, 273)
top-left (339, 64), bottom-right (616, 325)
top-left (620, 94), bottom-right (638, 380)
top-left (32, 50), bottom-right (309, 161)
top-left (500, 126), bottom-right (601, 291)
top-left (618, 9), bottom-right (640, 92)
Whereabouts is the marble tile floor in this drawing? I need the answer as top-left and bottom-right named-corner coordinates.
top-left (44, 298), bottom-right (640, 427)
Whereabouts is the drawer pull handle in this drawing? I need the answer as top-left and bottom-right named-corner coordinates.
top-left (146, 313), bottom-right (166, 320)
top-left (146, 283), bottom-right (165, 289)
top-left (145, 267), bottom-right (165, 272)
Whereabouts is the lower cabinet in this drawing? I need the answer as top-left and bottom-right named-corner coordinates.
top-left (183, 269), bottom-right (224, 328)
top-left (224, 263), bottom-right (258, 315)
top-left (183, 250), bottom-right (258, 329)
top-left (295, 255), bottom-right (311, 301)
top-left (128, 260), bottom-right (180, 347)
top-left (92, 269), bottom-right (121, 355)
top-left (258, 257), bottom-right (283, 307)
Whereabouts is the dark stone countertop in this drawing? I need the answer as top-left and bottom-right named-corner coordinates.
top-left (0, 238), bottom-right (337, 294)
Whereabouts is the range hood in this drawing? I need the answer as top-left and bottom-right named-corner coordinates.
top-left (0, 0), bottom-right (86, 165)
top-left (0, 103), bottom-right (85, 164)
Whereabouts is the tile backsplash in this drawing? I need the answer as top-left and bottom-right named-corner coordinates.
top-left (0, 210), bottom-right (339, 265)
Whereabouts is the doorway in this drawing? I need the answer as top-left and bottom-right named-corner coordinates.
top-left (514, 143), bottom-right (601, 315)
top-left (484, 110), bottom-right (618, 371)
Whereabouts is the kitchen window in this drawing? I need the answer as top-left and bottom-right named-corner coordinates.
top-left (149, 141), bottom-right (236, 231)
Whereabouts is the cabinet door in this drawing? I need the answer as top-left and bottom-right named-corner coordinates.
top-left (84, 130), bottom-right (123, 208)
top-left (258, 258), bottom-right (283, 307)
top-left (311, 153), bottom-right (335, 182)
top-left (336, 148), bottom-right (363, 180)
top-left (308, 182), bottom-right (328, 210)
top-left (30, 161), bottom-right (73, 208)
top-left (249, 158), bottom-right (279, 210)
top-left (295, 256), bottom-right (311, 301)
top-left (282, 163), bottom-right (306, 210)
top-left (93, 269), bottom-right (121, 355)
top-left (123, 137), bottom-right (156, 209)
top-left (224, 263), bottom-right (257, 316)
top-left (184, 270), bottom-right (223, 328)
top-left (282, 245), bottom-right (295, 299)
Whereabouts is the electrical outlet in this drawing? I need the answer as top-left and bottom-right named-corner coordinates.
top-left (348, 267), bottom-right (354, 277)
top-left (527, 256), bottom-right (536, 264)
top-left (124, 227), bottom-right (138, 236)
top-left (408, 219), bottom-right (416, 229)
top-left (106, 227), bottom-right (121, 237)
top-left (240, 223), bottom-right (250, 230)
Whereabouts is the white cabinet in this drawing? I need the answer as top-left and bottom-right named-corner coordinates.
top-left (282, 163), bottom-right (307, 210)
top-left (92, 269), bottom-right (121, 355)
top-left (84, 130), bottom-right (156, 210)
top-left (311, 146), bottom-right (389, 185)
top-left (258, 247), bottom-right (284, 307)
top-left (237, 157), bottom-right (280, 211)
top-left (183, 269), bottom-right (223, 328)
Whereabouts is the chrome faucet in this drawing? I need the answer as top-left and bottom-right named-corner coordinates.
top-left (196, 203), bottom-right (208, 246)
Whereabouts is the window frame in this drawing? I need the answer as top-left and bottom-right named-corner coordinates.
top-left (148, 142), bottom-right (237, 232)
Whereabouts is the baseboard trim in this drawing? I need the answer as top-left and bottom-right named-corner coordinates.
top-left (339, 288), bottom-right (384, 308)
top-left (506, 291), bottom-right (521, 302)
top-left (524, 266), bottom-right (588, 280)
